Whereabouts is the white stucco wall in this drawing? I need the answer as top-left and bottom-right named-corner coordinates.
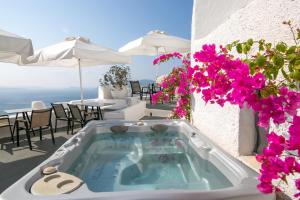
top-left (191, 0), bottom-right (252, 39)
top-left (191, 0), bottom-right (300, 157)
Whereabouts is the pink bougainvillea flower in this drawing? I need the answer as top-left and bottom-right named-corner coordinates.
top-left (257, 182), bottom-right (273, 193)
top-left (152, 43), bottom-right (300, 197)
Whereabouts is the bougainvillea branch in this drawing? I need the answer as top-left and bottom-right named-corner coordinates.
top-left (152, 22), bottom-right (300, 198)
top-left (192, 44), bottom-right (300, 196)
top-left (152, 53), bottom-right (191, 120)
top-left (153, 52), bottom-right (182, 65)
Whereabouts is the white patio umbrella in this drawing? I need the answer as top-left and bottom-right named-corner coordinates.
top-left (0, 28), bottom-right (33, 64)
top-left (26, 36), bottom-right (131, 102)
top-left (118, 30), bottom-right (190, 77)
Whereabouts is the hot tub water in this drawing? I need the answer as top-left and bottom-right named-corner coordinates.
top-left (67, 131), bottom-right (232, 192)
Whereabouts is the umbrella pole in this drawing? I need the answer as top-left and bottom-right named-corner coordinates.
top-left (78, 58), bottom-right (84, 103)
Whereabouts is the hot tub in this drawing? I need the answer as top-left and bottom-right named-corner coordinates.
top-left (0, 120), bottom-right (274, 200)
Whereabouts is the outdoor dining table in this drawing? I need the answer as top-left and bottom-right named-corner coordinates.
top-left (70, 101), bottom-right (115, 120)
top-left (5, 107), bottom-right (33, 136)
top-left (4, 107), bottom-right (51, 147)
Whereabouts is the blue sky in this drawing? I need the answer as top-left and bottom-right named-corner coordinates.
top-left (0, 0), bottom-right (192, 88)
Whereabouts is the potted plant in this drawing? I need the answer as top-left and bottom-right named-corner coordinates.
top-left (99, 65), bottom-right (131, 99)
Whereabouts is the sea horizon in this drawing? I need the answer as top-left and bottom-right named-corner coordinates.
top-left (0, 87), bottom-right (98, 114)
top-left (0, 79), bottom-right (155, 114)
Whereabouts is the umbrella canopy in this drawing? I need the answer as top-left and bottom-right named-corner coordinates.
top-left (0, 28), bottom-right (33, 64)
top-left (118, 30), bottom-right (191, 56)
top-left (28, 36), bottom-right (131, 67)
top-left (26, 36), bottom-right (131, 101)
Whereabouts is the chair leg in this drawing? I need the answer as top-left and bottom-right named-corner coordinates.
top-left (54, 119), bottom-right (57, 132)
top-left (66, 120), bottom-right (70, 134)
top-left (32, 129), bottom-right (35, 136)
top-left (71, 120), bottom-right (74, 135)
top-left (49, 124), bottom-right (55, 144)
top-left (39, 127), bottom-right (42, 141)
top-left (16, 122), bottom-right (20, 147)
top-left (97, 107), bottom-right (103, 120)
top-left (9, 125), bottom-right (14, 143)
top-left (25, 130), bottom-right (32, 150)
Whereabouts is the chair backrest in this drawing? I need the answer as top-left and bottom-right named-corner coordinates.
top-left (130, 81), bottom-right (141, 94)
top-left (151, 83), bottom-right (161, 93)
top-left (68, 104), bottom-right (83, 121)
top-left (51, 103), bottom-right (68, 119)
top-left (30, 108), bottom-right (52, 129)
top-left (0, 115), bottom-right (10, 127)
top-left (31, 101), bottom-right (46, 110)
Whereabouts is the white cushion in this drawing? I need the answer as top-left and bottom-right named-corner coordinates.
top-left (126, 96), bottom-right (140, 105)
top-left (103, 101), bottom-right (146, 120)
top-left (31, 101), bottom-right (46, 110)
top-left (101, 99), bottom-right (127, 110)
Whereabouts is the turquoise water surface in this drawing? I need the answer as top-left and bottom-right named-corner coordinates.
top-left (67, 131), bottom-right (233, 192)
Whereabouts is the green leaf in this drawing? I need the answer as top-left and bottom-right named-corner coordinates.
top-left (242, 44), bottom-right (251, 54)
top-left (288, 63), bottom-right (294, 72)
top-left (290, 84), bottom-right (296, 89)
top-left (266, 43), bottom-right (272, 50)
top-left (247, 38), bottom-right (254, 46)
top-left (249, 61), bottom-right (256, 74)
top-left (281, 68), bottom-right (290, 81)
top-left (287, 53), bottom-right (297, 61)
top-left (290, 70), bottom-right (300, 81)
top-left (287, 46), bottom-right (296, 54)
top-left (256, 55), bottom-right (266, 67)
top-left (295, 59), bottom-right (300, 66)
top-left (272, 68), bottom-right (279, 80)
top-left (232, 40), bottom-right (240, 45)
top-left (275, 42), bottom-right (287, 53)
top-left (226, 44), bottom-right (232, 51)
top-left (259, 43), bottom-right (264, 51)
top-left (258, 39), bottom-right (265, 44)
top-left (272, 54), bottom-right (284, 68)
top-left (236, 43), bottom-right (243, 53)
top-left (260, 89), bottom-right (268, 98)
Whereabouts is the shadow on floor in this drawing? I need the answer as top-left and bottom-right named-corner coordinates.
top-left (146, 102), bottom-right (176, 111)
top-left (0, 131), bottom-right (71, 193)
top-left (140, 116), bottom-right (167, 120)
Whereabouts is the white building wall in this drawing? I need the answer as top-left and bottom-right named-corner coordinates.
top-left (191, 0), bottom-right (300, 157)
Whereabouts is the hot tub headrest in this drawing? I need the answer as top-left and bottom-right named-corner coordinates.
top-left (110, 125), bottom-right (129, 133)
top-left (31, 172), bottom-right (83, 195)
top-left (151, 124), bottom-right (169, 133)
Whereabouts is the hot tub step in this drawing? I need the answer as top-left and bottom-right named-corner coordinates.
top-left (31, 172), bottom-right (83, 195)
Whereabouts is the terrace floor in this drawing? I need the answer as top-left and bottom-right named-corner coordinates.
top-left (0, 101), bottom-right (173, 193)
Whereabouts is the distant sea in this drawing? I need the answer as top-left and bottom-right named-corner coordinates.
top-left (0, 87), bottom-right (98, 114)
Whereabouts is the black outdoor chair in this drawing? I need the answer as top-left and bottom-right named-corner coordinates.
top-left (67, 104), bottom-right (98, 134)
top-left (129, 81), bottom-right (150, 100)
top-left (0, 115), bottom-right (14, 143)
top-left (16, 108), bottom-right (55, 150)
top-left (51, 103), bottom-right (72, 134)
top-left (149, 83), bottom-right (163, 104)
